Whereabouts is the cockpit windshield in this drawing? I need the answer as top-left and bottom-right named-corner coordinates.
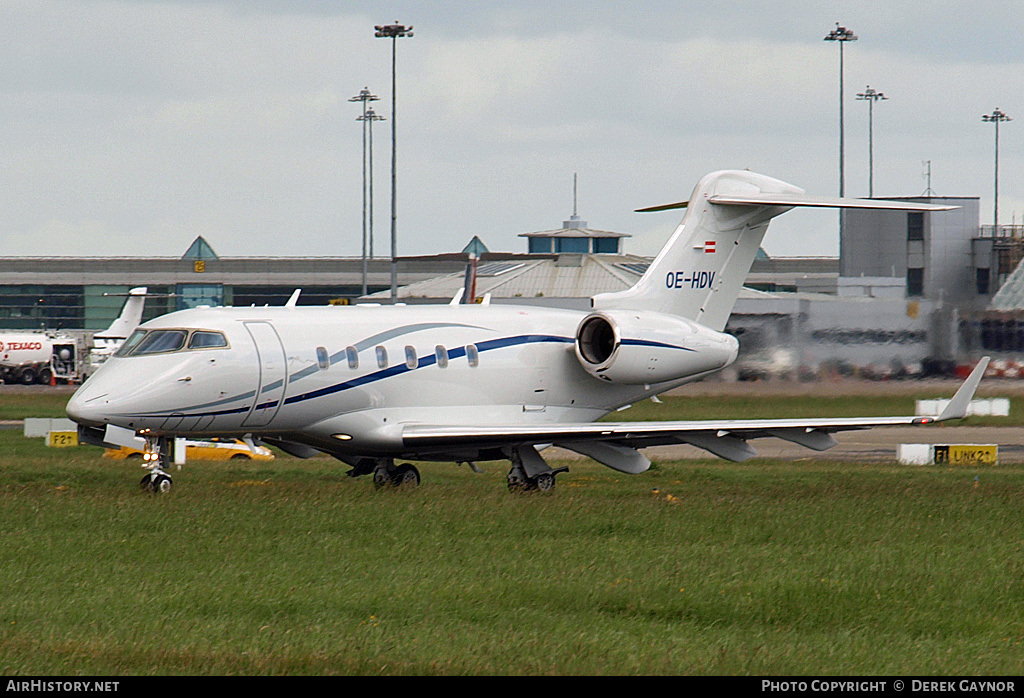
top-left (134, 330), bottom-right (188, 355)
top-left (114, 329), bottom-right (148, 357)
top-left (114, 329), bottom-right (229, 357)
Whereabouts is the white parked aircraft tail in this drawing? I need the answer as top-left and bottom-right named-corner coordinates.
top-left (94, 287), bottom-right (148, 341)
top-left (592, 170), bottom-right (956, 331)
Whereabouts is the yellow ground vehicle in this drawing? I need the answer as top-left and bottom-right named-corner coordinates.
top-left (104, 439), bottom-right (275, 462)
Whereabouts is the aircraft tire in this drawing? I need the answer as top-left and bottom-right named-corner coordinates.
top-left (392, 464), bottom-right (420, 488)
top-left (151, 474), bottom-right (173, 494)
top-left (372, 468), bottom-right (391, 489)
top-left (534, 472), bottom-right (555, 492)
top-left (140, 474), bottom-right (153, 491)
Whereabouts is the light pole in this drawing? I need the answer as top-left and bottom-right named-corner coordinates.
top-left (358, 107), bottom-right (385, 264)
top-left (983, 108), bottom-right (1012, 228)
top-left (856, 85), bottom-right (887, 197)
top-left (824, 23), bottom-right (857, 199)
top-left (375, 22), bottom-right (413, 304)
top-left (350, 88), bottom-right (379, 296)
top-left (824, 23), bottom-right (857, 258)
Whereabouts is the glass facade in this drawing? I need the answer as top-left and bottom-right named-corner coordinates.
top-left (554, 238), bottom-right (589, 254)
top-left (0, 283), bottom-right (378, 331)
top-left (0, 286), bottom-right (84, 330)
top-left (527, 236), bottom-right (620, 254)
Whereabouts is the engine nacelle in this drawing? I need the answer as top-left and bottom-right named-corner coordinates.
top-left (574, 310), bottom-right (738, 384)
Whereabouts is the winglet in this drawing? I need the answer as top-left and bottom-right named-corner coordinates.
top-left (937, 357), bottom-right (991, 421)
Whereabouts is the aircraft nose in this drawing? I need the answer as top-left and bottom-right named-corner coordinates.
top-left (66, 383), bottom-right (110, 427)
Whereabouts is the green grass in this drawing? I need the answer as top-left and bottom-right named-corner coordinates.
top-left (2, 430), bottom-right (1024, 675)
top-left (0, 392), bottom-right (72, 420)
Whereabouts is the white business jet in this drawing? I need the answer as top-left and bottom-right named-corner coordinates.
top-left (66, 170), bottom-right (989, 493)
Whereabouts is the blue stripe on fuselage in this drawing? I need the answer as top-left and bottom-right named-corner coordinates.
top-left (120, 333), bottom-right (574, 420)
top-left (282, 334), bottom-right (573, 407)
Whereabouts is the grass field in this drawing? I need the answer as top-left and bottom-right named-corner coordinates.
top-left (3, 423), bottom-right (1024, 675)
top-left (2, 387), bottom-right (1024, 675)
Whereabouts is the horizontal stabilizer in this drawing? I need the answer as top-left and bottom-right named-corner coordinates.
top-left (638, 194), bottom-right (957, 213)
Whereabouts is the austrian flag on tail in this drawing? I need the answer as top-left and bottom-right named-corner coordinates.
top-left (704, 240), bottom-right (716, 253)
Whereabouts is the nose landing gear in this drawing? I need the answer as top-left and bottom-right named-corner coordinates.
top-left (139, 436), bottom-right (174, 494)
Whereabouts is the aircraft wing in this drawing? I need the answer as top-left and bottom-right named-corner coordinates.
top-left (402, 358), bottom-right (990, 469)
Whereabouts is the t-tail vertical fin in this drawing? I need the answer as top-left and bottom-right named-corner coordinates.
top-left (592, 171), bottom-right (800, 331)
top-left (593, 170), bottom-right (957, 331)
top-left (95, 287), bottom-right (147, 340)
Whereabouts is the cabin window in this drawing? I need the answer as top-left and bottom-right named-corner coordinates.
top-left (404, 345), bottom-right (417, 369)
top-left (188, 331), bottom-right (228, 349)
top-left (466, 344), bottom-right (479, 367)
top-left (435, 345), bottom-right (449, 368)
top-left (316, 346), bottom-right (329, 370)
top-left (345, 346), bottom-right (359, 369)
top-left (376, 345), bottom-right (388, 368)
top-left (132, 330), bottom-right (188, 356)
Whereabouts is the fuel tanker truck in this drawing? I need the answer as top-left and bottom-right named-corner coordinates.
top-left (0, 333), bottom-right (78, 385)
top-left (0, 287), bottom-right (147, 385)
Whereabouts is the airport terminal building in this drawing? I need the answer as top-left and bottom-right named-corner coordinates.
top-left (3, 193), bottom-right (1022, 377)
top-left (0, 236), bottom-right (469, 331)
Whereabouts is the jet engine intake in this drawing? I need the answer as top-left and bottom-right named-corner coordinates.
top-left (574, 310), bottom-right (738, 384)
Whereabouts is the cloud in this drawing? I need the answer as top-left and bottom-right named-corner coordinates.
top-left (0, 1), bottom-right (1020, 261)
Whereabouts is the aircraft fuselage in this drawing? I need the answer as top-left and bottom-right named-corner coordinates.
top-left (67, 302), bottom-right (737, 461)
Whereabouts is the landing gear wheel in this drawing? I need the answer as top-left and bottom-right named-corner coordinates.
top-left (534, 472), bottom-right (555, 492)
top-left (392, 463), bottom-right (420, 488)
top-left (372, 468), bottom-right (392, 490)
top-left (150, 474), bottom-right (173, 494)
top-left (507, 472), bottom-right (529, 493)
top-left (141, 472), bottom-right (172, 494)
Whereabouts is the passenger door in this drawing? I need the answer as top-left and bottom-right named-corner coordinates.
top-left (242, 321), bottom-right (287, 427)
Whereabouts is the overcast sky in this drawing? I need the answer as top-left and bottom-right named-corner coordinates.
top-left (0, 0), bottom-right (1020, 259)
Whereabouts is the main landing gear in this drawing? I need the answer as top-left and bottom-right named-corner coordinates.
top-left (371, 460), bottom-right (421, 489)
top-left (139, 436), bottom-right (174, 494)
top-left (354, 448), bottom-right (567, 493)
top-left (506, 445), bottom-right (568, 493)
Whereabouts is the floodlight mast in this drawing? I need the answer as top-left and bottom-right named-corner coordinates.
top-left (983, 108), bottom-right (1012, 228)
top-left (824, 23), bottom-right (858, 200)
top-left (358, 108), bottom-right (385, 265)
top-left (856, 85), bottom-right (888, 198)
top-left (824, 23), bottom-right (857, 257)
top-left (350, 88), bottom-right (380, 296)
top-left (375, 22), bottom-right (413, 304)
